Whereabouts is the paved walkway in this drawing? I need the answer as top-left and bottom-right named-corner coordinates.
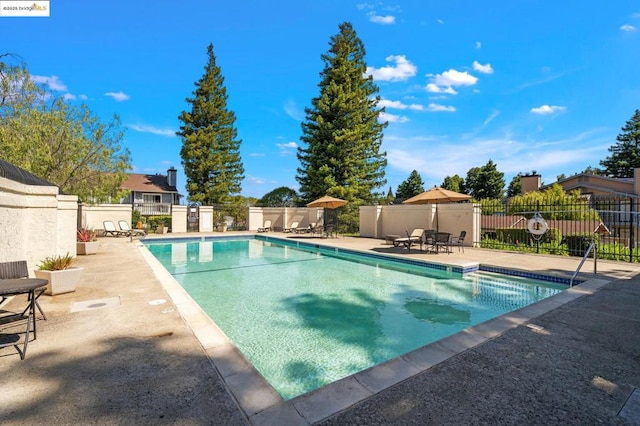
top-left (1, 233), bottom-right (639, 425)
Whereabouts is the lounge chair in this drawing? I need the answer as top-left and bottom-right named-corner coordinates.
top-left (393, 229), bottom-right (425, 252)
top-left (103, 221), bottom-right (125, 237)
top-left (295, 222), bottom-right (314, 233)
top-left (450, 230), bottom-right (466, 252)
top-left (257, 220), bottom-right (272, 233)
top-left (118, 220), bottom-right (146, 237)
top-left (283, 221), bottom-right (299, 233)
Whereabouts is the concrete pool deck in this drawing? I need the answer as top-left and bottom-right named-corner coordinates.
top-left (1, 232), bottom-right (640, 425)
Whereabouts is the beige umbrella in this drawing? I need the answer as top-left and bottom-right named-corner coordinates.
top-left (403, 186), bottom-right (471, 233)
top-left (307, 196), bottom-right (348, 232)
top-left (306, 195), bottom-right (348, 209)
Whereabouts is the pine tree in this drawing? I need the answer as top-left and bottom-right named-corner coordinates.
top-left (441, 174), bottom-right (465, 194)
top-left (177, 44), bottom-right (244, 204)
top-left (296, 22), bottom-right (387, 231)
top-left (506, 173), bottom-right (522, 197)
top-left (600, 109), bottom-right (640, 178)
top-left (464, 160), bottom-right (505, 200)
top-left (395, 170), bottom-right (425, 201)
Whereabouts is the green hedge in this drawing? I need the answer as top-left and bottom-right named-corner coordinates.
top-left (146, 215), bottom-right (172, 232)
top-left (563, 233), bottom-right (599, 257)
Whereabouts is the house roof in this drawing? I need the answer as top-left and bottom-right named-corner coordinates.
top-left (121, 173), bottom-right (178, 194)
top-left (0, 157), bottom-right (58, 187)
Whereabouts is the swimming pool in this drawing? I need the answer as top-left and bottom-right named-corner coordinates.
top-left (145, 237), bottom-right (565, 400)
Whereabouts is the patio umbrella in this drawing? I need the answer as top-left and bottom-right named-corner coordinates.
top-left (403, 186), bottom-right (471, 233)
top-left (306, 195), bottom-right (348, 209)
top-left (307, 195), bottom-right (348, 230)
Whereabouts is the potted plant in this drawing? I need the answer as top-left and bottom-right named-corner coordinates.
top-left (34, 252), bottom-right (83, 295)
top-left (77, 228), bottom-right (99, 255)
top-left (213, 211), bottom-right (227, 232)
top-left (156, 220), bottom-right (169, 234)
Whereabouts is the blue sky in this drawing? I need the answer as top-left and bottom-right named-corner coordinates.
top-left (2, 1), bottom-right (639, 199)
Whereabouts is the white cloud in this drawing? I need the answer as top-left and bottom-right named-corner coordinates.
top-left (475, 41), bottom-right (482, 49)
top-left (250, 153), bottom-right (266, 157)
top-left (247, 176), bottom-right (266, 185)
top-left (425, 83), bottom-right (457, 95)
top-left (472, 60), bottom-right (494, 74)
top-left (368, 12), bottom-right (395, 24)
top-left (284, 99), bottom-right (304, 121)
top-left (437, 19), bottom-right (444, 24)
top-left (427, 103), bottom-right (456, 112)
top-left (129, 124), bottom-right (175, 136)
top-left (379, 99), bottom-right (424, 111)
top-left (356, 2), bottom-right (374, 10)
top-left (63, 93), bottom-right (75, 101)
top-left (105, 91), bottom-right (130, 102)
top-left (79, 94), bottom-right (88, 100)
top-left (276, 142), bottom-right (298, 149)
top-left (425, 69), bottom-right (478, 94)
top-left (381, 112), bottom-right (409, 123)
top-left (620, 24), bottom-right (636, 32)
top-left (531, 104), bottom-right (566, 115)
top-left (483, 110), bottom-right (500, 125)
top-left (366, 55), bottom-right (417, 82)
top-left (31, 75), bottom-right (68, 91)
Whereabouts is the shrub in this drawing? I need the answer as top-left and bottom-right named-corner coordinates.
top-left (77, 228), bottom-right (96, 242)
top-left (38, 252), bottom-right (74, 271)
top-left (563, 233), bottom-right (600, 257)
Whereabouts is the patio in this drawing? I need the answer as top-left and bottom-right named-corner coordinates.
top-left (1, 233), bottom-right (639, 425)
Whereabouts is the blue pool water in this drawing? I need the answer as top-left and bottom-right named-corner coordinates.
top-left (145, 238), bottom-right (564, 400)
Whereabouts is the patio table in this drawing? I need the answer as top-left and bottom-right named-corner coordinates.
top-left (0, 278), bottom-right (47, 359)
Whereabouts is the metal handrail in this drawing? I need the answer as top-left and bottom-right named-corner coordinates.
top-left (569, 242), bottom-right (596, 287)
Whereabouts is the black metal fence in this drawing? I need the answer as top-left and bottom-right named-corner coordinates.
top-left (479, 195), bottom-right (640, 263)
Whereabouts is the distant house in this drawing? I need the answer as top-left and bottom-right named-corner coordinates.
top-left (121, 167), bottom-right (182, 215)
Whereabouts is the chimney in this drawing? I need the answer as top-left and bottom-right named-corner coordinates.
top-left (167, 167), bottom-right (177, 188)
top-left (520, 171), bottom-right (541, 194)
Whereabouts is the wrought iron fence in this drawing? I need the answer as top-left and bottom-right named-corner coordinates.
top-left (479, 195), bottom-right (640, 263)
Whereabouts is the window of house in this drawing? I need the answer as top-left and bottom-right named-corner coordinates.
top-left (143, 194), bottom-right (162, 204)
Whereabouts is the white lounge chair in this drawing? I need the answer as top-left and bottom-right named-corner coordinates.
top-left (103, 221), bottom-right (125, 237)
top-left (118, 220), bottom-right (146, 237)
top-left (393, 229), bottom-right (425, 252)
top-left (257, 220), bottom-right (272, 233)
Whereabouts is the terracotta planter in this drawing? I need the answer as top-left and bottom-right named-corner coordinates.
top-left (77, 241), bottom-right (99, 255)
top-left (34, 267), bottom-right (84, 295)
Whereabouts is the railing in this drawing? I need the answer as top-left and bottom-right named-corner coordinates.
top-left (570, 242), bottom-right (595, 287)
top-left (479, 196), bottom-right (640, 263)
top-left (133, 203), bottom-right (171, 216)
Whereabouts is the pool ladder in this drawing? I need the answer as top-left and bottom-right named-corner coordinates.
top-left (569, 242), bottom-right (596, 287)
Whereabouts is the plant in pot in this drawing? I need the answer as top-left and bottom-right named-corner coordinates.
top-left (34, 252), bottom-right (83, 295)
top-left (212, 211), bottom-right (227, 232)
top-left (77, 228), bottom-right (99, 255)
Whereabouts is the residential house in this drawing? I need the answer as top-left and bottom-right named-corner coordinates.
top-left (522, 168), bottom-right (640, 241)
top-left (121, 167), bottom-right (182, 215)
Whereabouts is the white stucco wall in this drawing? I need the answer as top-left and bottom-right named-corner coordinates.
top-left (246, 207), bottom-right (323, 231)
top-left (80, 204), bottom-right (133, 233)
top-left (0, 176), bottom-right (78, 273)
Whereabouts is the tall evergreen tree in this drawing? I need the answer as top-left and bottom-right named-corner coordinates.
top-left (395, 170), bottom-right (424, 201)
top-left (600, 109), bottom-right (640, 178)
top-left (441, 174), bottom-right (465, 194)
top-left (506, 173), bottom-right (523, 197)
top-left (464, 159), bottom-right (505, 200)
top-left (177, 43), bottom-right (244, 205)
top-left (296, 22), bottom-right (387, 231)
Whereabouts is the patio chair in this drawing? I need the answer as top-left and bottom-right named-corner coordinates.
top-left (257, 220), bottom-right (272, 233)
top-left (118, 220), bottom-right (146, 237)
top-left (295, 222), bottom-right (315, 233)
top-left (393, 229), bottom-right (425, 252)
top-left (103, 221), bottom-right (125, 237)
top-left (283, 221), bottom-right (299, 233)
top-left (0, 260), bottom-right (46, 320)
top-left (450, 230), bottom-right (467, 252)
top-left (433, 232), bottom-right (452, 254)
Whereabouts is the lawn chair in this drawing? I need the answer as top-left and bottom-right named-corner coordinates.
top-left (393, 229), bottom-right (425, 252)
top-left (257, 220), bottom-right (272, 233)
top-left (103, 221), bottom-right (125, 237)
top-left (118, 220), bottom-right (146, 237)
top-left (450, 230), bottom-right (467, 252)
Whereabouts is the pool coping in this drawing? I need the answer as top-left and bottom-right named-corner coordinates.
top-left (137, 236), bottom-right (609, 425)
